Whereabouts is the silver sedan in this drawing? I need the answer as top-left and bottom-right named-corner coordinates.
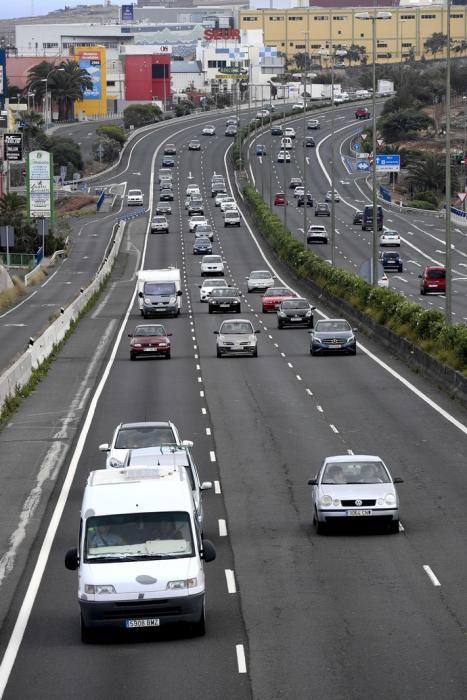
top-left (308, 455), bottom-right (403, 534)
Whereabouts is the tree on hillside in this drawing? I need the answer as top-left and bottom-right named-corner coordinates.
top-left (123, 104), bottom-right (162, 129)
top-left (406, 154), bottom-right (446, 193)
top-left (346, 45), bottom-right (367, 66)
top-left (55, 59), bottom-right (93, 120)
top-left (379, 110), bottom-right (434, 142)
top-left (424, 32), bottom-right (448, 57)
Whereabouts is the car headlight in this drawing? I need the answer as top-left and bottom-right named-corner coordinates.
top-left (313, 337), bottom-right (322, 344)
top-left (278, 311), bottom-right (286, 317)
top-left (133, 343), bottom-right (142, 348)
top-left (144, 297), bottom-right (151, 304)
top-left (169, 296), bottom-right (176, 304)
top-left (109, 457), bottom-right (123, 468)
top-left (85, 584), bottom-right (116, 594)
top-left (346, 335), bottom-right (355, 343)
top-left (320, 495), bottom-right (333, 507)
top-left (158, 343), bottom-right (168, 347)
top-left (305, 310), bottom-right (312, 317)
top-left (167, 578), bottom-right (197, 590)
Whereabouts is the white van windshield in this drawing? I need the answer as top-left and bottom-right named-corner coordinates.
top-left (144, 282), bottom-right (176, 296)
top-left (85, 512), bottom-right (194, 562)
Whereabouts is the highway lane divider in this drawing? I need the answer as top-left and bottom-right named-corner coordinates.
top-left (0, 220), bottom-right (126, 420)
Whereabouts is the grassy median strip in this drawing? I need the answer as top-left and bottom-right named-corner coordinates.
top-left (243, 184), bottom-right (467, 374)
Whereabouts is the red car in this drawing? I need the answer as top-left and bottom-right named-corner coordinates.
top-left (262, 287), bottom-right (295, 313)
top-left (129, 324), bottom-right (172, 360)
top-left (419, 266), bottom-right (446, 295)
top-left (274, 192), bottom-right (288, 206)
top-left (355, 107), bottom-right (371, 119)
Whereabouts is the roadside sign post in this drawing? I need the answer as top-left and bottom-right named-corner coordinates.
top-left (375, 154), bottom-right (401, 173)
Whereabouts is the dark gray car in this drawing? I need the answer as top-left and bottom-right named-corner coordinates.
top-left (308, 319), bottom-right (357, 356)
top-left (277, 298), bottom-right (315, 329)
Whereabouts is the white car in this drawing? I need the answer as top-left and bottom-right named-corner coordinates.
top-left (246, 269), bottom-right (275, 292)
top-left (215, 193), bottom-right (230, 207)
top-left (292, 102), bottom-right (307, 111)
top-left (150, 215), bottom-right (169, 233)
top-left (224, 210), bottom-right (241, 227)
top-left (379, 228), bottom-right (401, 246)
top-left (308, 454), bottom-right (403, 534)
top-left (202, 125), bottom-right (216, 135)
top-left (99, 421), bottom-right (193, 469)
top-left (214, 319), bottom-right (260, 358)
top-left (186, 184), bottom-right (200, 196)
top-left (199, 278), bottom-right (229, 302)
top-left (256, 109), bottom-right (270, 118)
top-left (220, 197), bottom-right (236, 212)
top-left (277, 151), bottom-right (291, 163)
top-left (284, 127), bottom-right (296, 139)
top-left (201, 255), bottom-right (225, 277)
top-left (307, 119), bottom-right (321, 129)
top-left (294, 186), bottom-right (305, 198)
top-left (127, 189), bottom-right (144, 206)
top-left (189, 216), bottom-right (208, 232)
top-left (222, 202), bottom-right (238, 214)
top-left (307, 225), bottom-right (328, 244)
top-left (325, 190), bottom-right (340, 202)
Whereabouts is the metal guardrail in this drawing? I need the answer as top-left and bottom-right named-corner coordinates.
top-left (117, 208), bottom-right (147, 222)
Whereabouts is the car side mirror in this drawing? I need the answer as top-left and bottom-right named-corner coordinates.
top-left (353, 328), bottom-right (359, 333)
top-left (393, 477), bottom-right (404, 484)
top-left (307, 330), bottom-right (313, 334)
top-left (177, 290), bottom-right (183, 296)
top-left (167, 332), bottom-right (173, 337)
top-left (181, 440), bottom-right (194, 448)
top-left (255, 329), bottom-right (261, 334)
top-left (65, 547), bottom-right (78, 571)
top-left (138, 291), bottom-right (143, 298)
top-left (418, 274), bottom-right (422, 279)
top-left (128, 333), bottom-right (133, 338)
top-left (201, 539), bottom-right (216, 563)
top-left (213, 330), bottom-right (219, 335)
top-left (238, 291), bottom-right (242, 297)
top-left (311, 306), bottom-right (316, 310)
top-left (99, 443), bottom-right (110, 452)
top-left (200, 481), bottom-right (213, 491)
top-left (307, 478), bottom-right (318, 486)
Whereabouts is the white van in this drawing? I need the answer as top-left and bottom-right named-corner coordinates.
top-left (137, 267), bottom-right (182, 317)
top-left (64, 466), bottom-right (216, 641)
top-left (280, 136), bottom-right (293, 150)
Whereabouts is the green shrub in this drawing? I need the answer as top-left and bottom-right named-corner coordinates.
top-left (416, 190), bottom-right (439, 207)
top-left (408, 200), bottom-right (438, 210)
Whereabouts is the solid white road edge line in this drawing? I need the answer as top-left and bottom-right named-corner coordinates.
top-left (225, 569), bottom-right (237, 594)
top-left (219, 519), bottom-right (227, 537)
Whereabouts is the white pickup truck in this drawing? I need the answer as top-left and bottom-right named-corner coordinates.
top-left (127, 189), bottom-right (144, 206)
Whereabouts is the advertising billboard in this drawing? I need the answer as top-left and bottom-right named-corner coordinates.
top-left (74, 47), bottom-right (107, 116)
top-left (27, 150), bottom-right (53, 219)
top-left (121, 4), bottom-right (134, 21)
top-left (3, 133), bottom-right (22, 161)
top-left (0, 49), bottom-right (6, 110)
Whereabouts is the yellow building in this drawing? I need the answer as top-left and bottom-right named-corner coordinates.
top-left (240, 6), bottom-right (467, 64)
top-left (73, 46), bottom-right (107, 118)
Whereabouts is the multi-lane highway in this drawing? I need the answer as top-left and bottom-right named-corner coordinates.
top-left (1, 105), bottom-right (467, 700)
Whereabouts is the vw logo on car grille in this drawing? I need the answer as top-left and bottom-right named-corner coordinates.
top-left (355, 499), bottom-right (362, 506)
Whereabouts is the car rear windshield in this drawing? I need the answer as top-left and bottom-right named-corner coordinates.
top-left (427, 269), bottom-right (446, 279)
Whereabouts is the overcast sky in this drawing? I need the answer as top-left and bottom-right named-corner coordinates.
top-left (0, 1), bottom-right (125, 20)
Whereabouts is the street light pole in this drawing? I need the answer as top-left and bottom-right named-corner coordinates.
top-left (330, 50), bottom-right (336, 266)
top-left (303, 32), bottom-right (309, 247)
top-left (445, 0), bottom-right (452, 325)
top-left (355, 11), bottom-right (392, 284)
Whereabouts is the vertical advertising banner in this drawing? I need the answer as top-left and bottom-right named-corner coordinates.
top-left (121, 4), bottom-right (134, 21)
top-left (0, 48), bottom-right (6, 111)
top-left (74, 46), bottom-right (107, 116)
top-left (27, 150), bottom-right (53, 219)
top-left (78, 50), bottom-right (102, 99)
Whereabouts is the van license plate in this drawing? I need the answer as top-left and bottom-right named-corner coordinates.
top-left (126, 618), bottom-right (160, 628)
top-left (348, 510), bottom-right (372, 517)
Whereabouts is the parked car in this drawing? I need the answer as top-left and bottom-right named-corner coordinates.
top-left (277, 298), bottom-right (315, 328)
top-left (419, 265), bottom-right (446, 294)
top-left (315, 203), bottom-right (330, 217)
top-left (308, 454), bottom-right (403, 534)
top-left (214, 319), bottom-right (260, 358)
top-left (128, 324), bottom-right (172, 360)
top-left (308, 319), bottom-right (356, 355)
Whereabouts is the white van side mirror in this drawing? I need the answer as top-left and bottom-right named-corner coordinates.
top-left (99, 443), bottom-right (110, 452)
top-left (200, 481), bottom-right (213, 491)
top-left (64, 547), bottom-right (78, 571)
top-left (181, 439), bottom-right (194, 448)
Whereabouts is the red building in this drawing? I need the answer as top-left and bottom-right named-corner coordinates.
top-left (124, 54), bottom-right (171, 101)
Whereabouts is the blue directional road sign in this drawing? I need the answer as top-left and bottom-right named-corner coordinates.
top-left (357, 160), bottom-right (370, 171)
top-left (375, 154), bottom-right (400, 172)
top-left (354, 143), bottom-right (361, 152)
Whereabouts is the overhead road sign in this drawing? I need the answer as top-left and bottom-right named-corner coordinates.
top-left (375, 154), bottom-right (400, 172)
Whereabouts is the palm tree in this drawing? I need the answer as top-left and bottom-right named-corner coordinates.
top-left (26, 60), bottom-right (55, 106)
top-left (56, 59), bottom-right (93, 120)
top-left (406, 154), bottom-right (445, 193)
